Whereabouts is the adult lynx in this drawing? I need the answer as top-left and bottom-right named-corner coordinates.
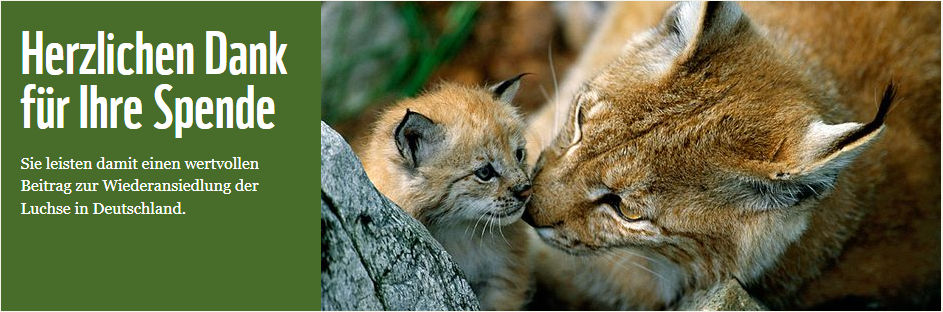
top-left (525, 2), bottom-right (939, 309)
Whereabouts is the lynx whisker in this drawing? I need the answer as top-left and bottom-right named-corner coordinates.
top-left (539, 85), bottom-right (554, 104)
top-left (498, 224), bottom-right (511, 247)
top-left (619, 249), bottom-right (674, 271)
top-left (489, 214), bottom-right (496, 237)
top-left (548, 43), bottom-right (562, 141)
top-left (469, 211), bottom-right (488, 239)
top-left (480, 214), bottom-right (492, 247)
top-left (606, 252), bottom-right (669, 283)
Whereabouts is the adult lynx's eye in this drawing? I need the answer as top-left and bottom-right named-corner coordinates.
top-left (598, 193), bottom-right (643, 221)
top-left (474, 164), bottom-right (497, 181)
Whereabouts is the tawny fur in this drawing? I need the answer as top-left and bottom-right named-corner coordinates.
top-left (525, 2), bottom-right (940, 309)
top-left (359, 83), bottom-right (533, 310)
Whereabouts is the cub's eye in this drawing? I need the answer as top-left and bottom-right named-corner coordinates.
top-left (515, 148), bottom-right (526, 163)
top-left (598, 193), bottom-right (643, 222)
top-left (474, 164), bottom-right (497, 181)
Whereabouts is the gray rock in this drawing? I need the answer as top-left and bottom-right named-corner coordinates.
top-left (321, 121), bottom-right (480, 311)
top-left (675, 279), bottom-right (766, 311)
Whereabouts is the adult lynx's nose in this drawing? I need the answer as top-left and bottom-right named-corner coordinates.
top-left (512, 183), bottom-right (532, 201)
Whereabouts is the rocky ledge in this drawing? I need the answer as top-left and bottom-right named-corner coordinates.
top-left (321, 121), bottom-right (479, 310)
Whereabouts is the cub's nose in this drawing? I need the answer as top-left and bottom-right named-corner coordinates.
top-left (511, 184), bottom-right (532, 201)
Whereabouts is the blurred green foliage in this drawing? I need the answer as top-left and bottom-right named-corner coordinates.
top-left (321, 2), bottom-right (480, 124)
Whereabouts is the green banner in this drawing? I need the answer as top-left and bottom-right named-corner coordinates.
top-left (2, 1), bottom-right (320, 310)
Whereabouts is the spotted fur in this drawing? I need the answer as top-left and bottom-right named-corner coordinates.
top-left (525, 1), bottom-right (939, 309)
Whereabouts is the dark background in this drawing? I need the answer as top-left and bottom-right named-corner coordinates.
top-left (321, 2), bottom-right (578, 149)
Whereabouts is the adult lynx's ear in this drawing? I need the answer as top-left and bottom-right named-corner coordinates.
top-left (393, 109), bottom-right (445, 168)
top-left (659, 1), bottom-right (750, 66)
top-left (744, 84), bottom-right (897, 209)
top-left (489, 73), bottom-right (528, 104)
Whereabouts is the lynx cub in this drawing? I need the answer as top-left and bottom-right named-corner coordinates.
top-left (360, 75), bottom-right (533, 310)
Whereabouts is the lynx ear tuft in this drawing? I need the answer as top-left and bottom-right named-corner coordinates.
top-left (660, 1), bottom-right (748, 65)
top-left (832, 83), bottom-right (896, 150)
top-left (743, 84), bottom-right (896, 209)
top-left (794, 83), bottom-right (895, 172)
top-left (489, 73), bottom-right (529, 104)
top-left (393, 109), bottom-right (445, 168)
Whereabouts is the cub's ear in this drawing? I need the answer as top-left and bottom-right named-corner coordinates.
top-left (741, 84), bottom-right (896, 209)
top-left (659, 1), bottom-right (750, 66)
top-left (489, 73), bottom-right (528, 104)
top-left (393, 109), bottom-right (445, 168)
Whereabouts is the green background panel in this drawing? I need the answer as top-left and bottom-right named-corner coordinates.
top-left (2, 2), bottom-right (320, 310)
